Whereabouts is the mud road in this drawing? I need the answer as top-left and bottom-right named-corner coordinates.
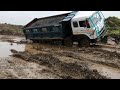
top-left (0, 35), bottom-right (120, 79)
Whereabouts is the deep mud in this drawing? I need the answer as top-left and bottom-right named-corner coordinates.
top-left (21, 42), bottom-right (120, 79)
top-left (11, 50), bottom-right (108, 79)
top-left (0, 35), bottom-right (120, 79)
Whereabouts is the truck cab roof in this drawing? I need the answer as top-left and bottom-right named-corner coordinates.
top-left (72, 16), bottom-right (89, 21)
top-left (72, 11), bottom-right (96, 21)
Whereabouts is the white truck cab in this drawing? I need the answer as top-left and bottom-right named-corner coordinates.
top-left (69, 11), bottom-right (106, 47)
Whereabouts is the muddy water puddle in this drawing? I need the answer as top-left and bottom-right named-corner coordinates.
top-left (89, 64), bottom-right (120, 79)
top-left (12, 36), bottom-right (25, 42)
top-left (0, 41), bottom-right (25, 58)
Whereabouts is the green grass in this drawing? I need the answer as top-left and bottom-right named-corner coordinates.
top-left (107, 29), bottom-right (120, 37)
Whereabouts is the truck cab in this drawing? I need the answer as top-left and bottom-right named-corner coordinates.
top-left (69, 11), bottom-right (106, 47)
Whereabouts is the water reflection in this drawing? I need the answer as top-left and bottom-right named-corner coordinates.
top-left (0, 42), bottom-right (25, 58)
top-left (90, 64), bottom-right (120, 79)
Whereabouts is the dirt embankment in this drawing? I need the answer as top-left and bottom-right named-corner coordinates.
top-left (0, 23), bottom-right (23, 36)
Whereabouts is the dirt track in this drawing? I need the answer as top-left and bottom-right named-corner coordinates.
top-left (0, 35), bottom-right (120, 79)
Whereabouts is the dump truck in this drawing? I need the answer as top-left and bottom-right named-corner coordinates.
top-left (23, 11), bottom-right (107, 47)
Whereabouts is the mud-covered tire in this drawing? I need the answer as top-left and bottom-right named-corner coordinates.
top-left (63, 37), bottom-right (73, 47)
top-left (32, 40), bottom-right (37, 43)
top-left (78, 37), bottom-right (90, 47)
top-left (32, 40), bottom-right (39, 43)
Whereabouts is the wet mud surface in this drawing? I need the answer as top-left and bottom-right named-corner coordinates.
top-left (0, 35), bottom-right (120, 79)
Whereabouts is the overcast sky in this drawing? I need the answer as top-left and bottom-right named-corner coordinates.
top-left (0, 11), bottom-right (119, 25)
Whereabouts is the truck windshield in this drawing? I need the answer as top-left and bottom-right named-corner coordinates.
top-left (90, 11), bottom-right (104, 25)
top-left (88, 11), bottom-right (106, 38)
top-left (92, 13), bottom-right (102, 24)
top-left (88, 11), bottom-right (105, 28)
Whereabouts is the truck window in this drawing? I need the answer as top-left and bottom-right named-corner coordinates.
top-left (92, 13), bottom-right (102, 24)
top-left (79, 21), bottom-right (86, 27)
top-left (33, 29), bottom-right (38, 32)
top-left (25, 29), bottom-right (30, 33)
top-left (73, 22), bottom-right (78, 27)
top-left (42, 28), bottom-right (48, 32)
top-left (79, 20), bottom-right (90, 28)
top-left (94, 13), bottom-right (102, 23)
top-left (52, 26), bottom-right (59, 32)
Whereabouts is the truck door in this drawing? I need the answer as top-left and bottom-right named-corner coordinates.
top-left (88, 11), bottom-right (106, 39)
top-left (72, 20), bottom-right (90, 35)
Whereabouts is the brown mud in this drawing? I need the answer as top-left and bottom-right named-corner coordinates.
top-left (0, 35), bottom-right (120, 79)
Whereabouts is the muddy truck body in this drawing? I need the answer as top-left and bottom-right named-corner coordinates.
top-left (23, 11), bottom-right (107, 47)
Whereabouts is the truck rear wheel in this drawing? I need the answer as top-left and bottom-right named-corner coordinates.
top-left (32, 40), bottom-right (39, 43)
top-left (63, 37), bottom-right (73, 47)
top-left (78, 37), bottom-right (90, 47)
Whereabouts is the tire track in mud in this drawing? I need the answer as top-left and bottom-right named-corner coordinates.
top-left (53, 48), bottom-right (120, 69)
top-left (10, 41), bottom-right (120, 79)
top-left (3, 35), bottom-right (120, 79)
top-left (35, 44), bottom-right (120, 69)
top-left (32, 44), bottom-right (120, 79)
top-left (80, 48), bottom-right (120, 68)
top-left (11, 50), bottom-right (108, 79)
top-left (46, 48), bottom-right (120, 79)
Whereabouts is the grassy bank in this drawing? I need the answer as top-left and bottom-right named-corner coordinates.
top-left (0, 23), bottom-right (24, 36)
top-left (107, 29), bottom-right (120, 37)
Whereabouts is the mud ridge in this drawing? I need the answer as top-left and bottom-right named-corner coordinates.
top-left (29, 43), bottom-right (120, 69)
top-left (11, 50), bottom-right (108, 79)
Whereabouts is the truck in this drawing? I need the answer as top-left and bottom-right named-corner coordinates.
top-left (23, 11), bottom-right (107, 47)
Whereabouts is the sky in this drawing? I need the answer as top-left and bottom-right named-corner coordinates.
top-left (0, 11), bottom-right (119, 25)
